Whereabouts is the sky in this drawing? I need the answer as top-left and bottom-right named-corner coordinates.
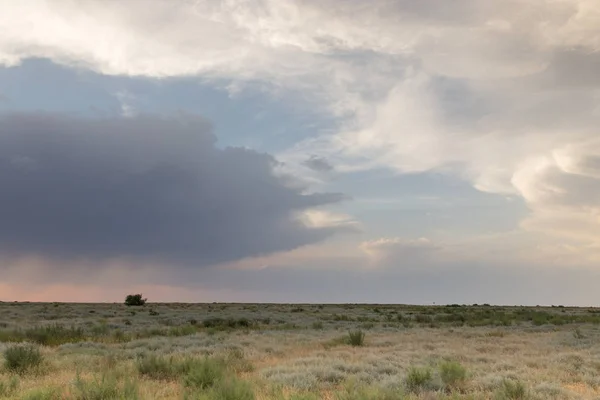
top-left (0, 0), bottom-right (599, 305)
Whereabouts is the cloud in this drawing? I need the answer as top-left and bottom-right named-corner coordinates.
top-left (0, 113), bottom-right (345, 267)
top-left (6, 243), bottom-right (598, 305)
top-left (302, 155), bottom-right (333, 172)
top-left (360, 237), bottom-right (440, 266)
top-left (3, 232), bottom-right (598, 304)
top-left (114, 90), bottom-right (137, 118)
top-left (1, 0), bottom-right (600, 259)
top-left (299, 210), bottom-right (359, 231)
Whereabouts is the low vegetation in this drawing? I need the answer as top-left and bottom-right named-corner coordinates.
top-left (438, 360), bottom-right (468, 391)
top-left (347, 330), bottom-right (365, 347)
top-left (495, 379), bottom-right (528, 400)
top-left (0, 302), bottom-right (596, 399)
top-left (405, 366), bottom-right (433, 393)
top-left (3, 344), bottom-right (43, 374)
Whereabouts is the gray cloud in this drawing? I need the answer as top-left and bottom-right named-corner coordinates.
top-left (37, 253), bottom-right (596, 306)
top-left (0, 113), bottom-right (345, 266)
top-left (302, 155), bottom-right (334, 172)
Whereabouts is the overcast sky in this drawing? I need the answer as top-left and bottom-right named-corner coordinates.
top-left (0, 0), bottom-right (599, 305)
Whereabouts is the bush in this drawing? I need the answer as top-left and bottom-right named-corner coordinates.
top-left (405, 366), bottom-right (433, 393)
top-left (183, 358), bottom-right (226, 390)
top-left (25, 324), bottom-right (85, 346)
top-left (225, 348), bottom-right (254, 373)
top-left (3, 344), bottom-right (43, 373)
top-left (0, 324), bottom-right (85, 346)
top-left (347, 330), bottom-right (365, 347)
top-left (202, 317), bottom-right (255, 330)
top-left (414, 314), bottom-right (433, 323)
top-left (124, 294), bottom-right (147, 306)
top-left (439, 360), bottom-right (467, 391)
top-left (73, 372), bottom-right (139, 400)
top-left (137, 355), bottom-right (226, 386)
top-left (136, 355), bottom-right (178, 380)
top-left (495, 379), bottom-right (528, 400)
top-left (168, 325), bottom-right (198, 337)
top-left (334, 381), bottom-right (403, 400)
top-left (207, 378), bottom-right (255, 400)
top-left (573, 327), bottom-right (585, 339)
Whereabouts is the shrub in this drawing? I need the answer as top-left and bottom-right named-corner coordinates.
top-left (0, 324), bottom-right (85, 346)
top-left (225, 348), bottom-right (254, 373)
top-left (3, 344), bottom-right (43, 373)
top-left (183, 358), bottom-right (226, 390)
top-left (439, 360), bottom-right (467, 391)
top-left (311, 321), bottom-right (324, 330)
top-left (495, 379), bottom-right (528, 400)
top-left (414, 314), bottom-right (433, 323)
top-left (124, 294), bottom-right (147, 306)
top-left (347, 330), bottom-right (365, 347)
top-left (168, 325), bottom-right (198, 337)
top-left (202, 317), bottom-right (255, 330)
top-left (73, 372), bottom-right (139, 400)
top-left (26, 324), bottom-right (85, 346)
top-left (335, 381), bottom-right (402, 400)
top-left (137, 355), bottom-right (226, 385)
top-left (573, 327), bottom-right (585, 339)
top-left (208, 378), bottom-right (255, 400)
top-left (136, 355), bottom-right (178, 380)
top-left (405, 366), bottom-right (433, 392)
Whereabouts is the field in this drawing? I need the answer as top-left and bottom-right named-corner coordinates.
top-left (1, 302), bottom-right (600, 399)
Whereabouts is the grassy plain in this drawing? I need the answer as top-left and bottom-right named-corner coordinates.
top-left (1, 302), bottom-right (600, 399)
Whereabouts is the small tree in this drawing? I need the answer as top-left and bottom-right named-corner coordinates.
top-left (124, 294), bottom-right (147, 306)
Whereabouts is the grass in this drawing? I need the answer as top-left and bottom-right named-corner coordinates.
top-left (73, 372), bottom-right (139, 400)
top-left (495, 379), bottom-right (528, 400)
top-left (20, 388), bottom-right (62, 400)
top-left (347, 330), bottom-right (365, 347)
top-left (0, 302), bottom-right (598, 399)
top-left (3, 344), bottom-right (43, 373)
top-left (404, 366), bottom-right (433, 393)
top-left (0, 376), bottom-right (19, 397)
top-left (183, 358), bottom-right (227, 390)
top-left (136, 354), bottom-right (227, 390)
top-left (0, 324), bottom-right (85, 346)
top-left (136, 354), bottom-right (180, 380)
top-left (201, 378), bottom-right (255, 400)
top-left (439, 360), bottom-right (468, 391)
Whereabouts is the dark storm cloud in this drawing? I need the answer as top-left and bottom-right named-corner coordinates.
top-left (302, 155), bottom-right (334, 172)
top-left (0, 113), bottom-right (345, 266)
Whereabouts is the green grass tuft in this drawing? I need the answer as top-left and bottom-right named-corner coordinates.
top-left (3, 344), bottom-right (43, 374)
top-left (439, 360), bottom-right (468, 391)
top-left (0, 376), bottom-right (19, 397)
top-left (495, 379), bottom-right (528, 400)
top-left (405, 366), bottom-right (433, 393)
top-left (347, 330), bottom-right (365, 347)
top-left (73, 372), bottom-right (139, 400)
top-left (183, 358), bottom-right (227, 390)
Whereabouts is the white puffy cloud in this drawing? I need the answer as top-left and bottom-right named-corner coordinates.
top-left (1, 0), bottom-right (600, 260)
